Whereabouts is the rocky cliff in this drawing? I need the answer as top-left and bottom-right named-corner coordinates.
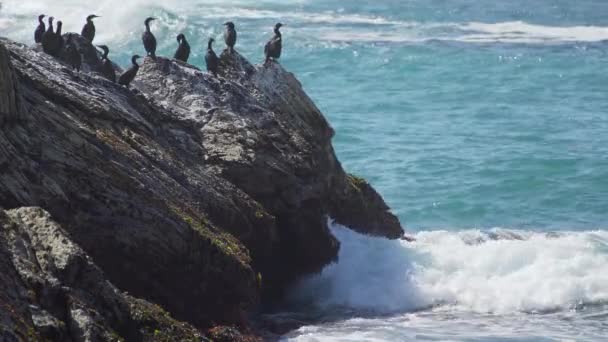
top-left (0, 35), bottom-right (402, 340)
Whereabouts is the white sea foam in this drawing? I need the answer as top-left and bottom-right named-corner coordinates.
top-left (198, 8), bottom-right (403, 26)
top-left (414, 228), bottom-right (608, 313)
top-left (453, 21), bottom-right (608, 44)
top-left (282, 307), bottom-right (608, 341)
top-left (290, 221), bottom-right (608, 315)
top-left (317, 21), bottom-right (608, 44)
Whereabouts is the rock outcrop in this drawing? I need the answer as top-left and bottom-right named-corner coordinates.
top-left (0, 207), bottom-right (204, 342)
top-left (0, 36), bottom-right (402, 339)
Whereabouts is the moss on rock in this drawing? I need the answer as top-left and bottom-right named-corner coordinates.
top-left (347, 173), bottom-right (368, 192)
top-left (127, 296), bottom-right (203, 342)
top-left (169, 205), bottom-right (251, 266)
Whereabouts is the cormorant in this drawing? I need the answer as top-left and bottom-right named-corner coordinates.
top-left (55, 21), bottom-right (64, 52)
top-left (223, 22), bottom-right (237, 53)
top-left (34, 14), bottom-right (45, 43)
top-left (41, 16), bottom-right (56, 55)
top-left (97, 45), bottom-right (116, 82)
top-left (142, 17), bottom-right (157, 58)
top-left (173, 33), bottom-right (190, 62)
top-left (264, 22), bottom-right (283, 65)
top-left (118, 55), bottom-right (141, 87)
top-left (205, 38), bottom-right (219, 76)
top-left (81, 14), bottom-right (100, 42)
top-left (65, 35), bottom-right (82, 71)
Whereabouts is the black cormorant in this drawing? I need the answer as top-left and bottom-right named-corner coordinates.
top-left (264, 22), bottom-right (283, 65)
top-left (118, 55), bottom-right (141, 87)
top-left (223, 22), bottom-right (237, 53)
top-left (81, 14), bottom-right (100, 42)
top-left (97, 45), bottom-right (116, 82)
top-left (42, 17), bottom-right (63, 57)
top-left (34, 14), bottom-right (45, 43)
top-left (55, 21), bottom-right (64, 52)
top-left (65, 35), bottom-right (82, 71)
top-left (174, 33), bottom-right (190, 62)
top-left (142, 17), bottom-right (157, 58)
top-left (41, 16), bottom-right (55, 55)
top-left (205, 38), bottom-right (219, 76)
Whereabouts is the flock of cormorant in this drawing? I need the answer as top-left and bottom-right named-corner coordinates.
top-left (34, 14), bottom-right (284, 87)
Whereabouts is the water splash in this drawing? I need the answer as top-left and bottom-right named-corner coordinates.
top-left (289, 222), bottom-right (608, 315)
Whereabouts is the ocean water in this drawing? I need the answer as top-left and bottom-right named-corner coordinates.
top-left (2, 0), bottom-right (608, 340)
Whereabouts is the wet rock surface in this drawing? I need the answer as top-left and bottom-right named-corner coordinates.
top-left (0, 36), bottom-right (402, 340)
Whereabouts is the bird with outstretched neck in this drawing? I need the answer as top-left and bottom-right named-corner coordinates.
top-left (54, 21), bottom-right (64, 52)
top-left (205, 38), bottom-right (219, 76)
top-left (41, 16), bottom-right (55, 55)
top-left (65, 35), bottom-right (82, 72)
top-left (264, 22), bottom-right (283, 65)
top-left (224, 22), bottom-right (237, 53)
top-left (118, 55), bottom-right (141, 87)
top-left (55, 20), bottom-right (63, 47)
top-left (97, 45), bottom-right (116, 83)
top-left (174, 33), bottom-right (190, 63)
top-left (42, 18), bottom-right (63, 57)
top-left (142, 17), bottom-right (157, 58)
top-left (34, 14), bottom-right (45, 43)
top-left (81, 14), bottom-right (100, 43)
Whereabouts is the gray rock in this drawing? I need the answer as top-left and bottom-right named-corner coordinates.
top-left (0, 41), bottom-right (22, 123)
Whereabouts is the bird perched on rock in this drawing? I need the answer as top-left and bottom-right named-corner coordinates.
top-left (264, 22), bottom-right (283, 65)
top-left (205, 38), bottom-right (219, 76)
top-left (223, 22), bottom-right (237, 53)
top-left (42, 17), bottom-right (63, 57)
top-left (41, 16), bottom-right (55, 55)
top-left (34, 14), bottom-right (46, 43)
top-left (118, 55), bottom-right (141, 87)
top-left (65, 35), bottom-right (82, 71)
top-left (55, 21), bottom-right (64, 51)
top-left (174, 33), bottom-right (190, 63)
top-left (97, 45), bottom-right (116, 82)
top-left (142, 17), bottom-right (157, 58)
top-left (81, 14), bottom-right (100, 43)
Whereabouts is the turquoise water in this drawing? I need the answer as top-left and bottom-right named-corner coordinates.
top-left (2, 0), bottom-right (608, 340)
top-left (303, 39), bottom-right (608, 231)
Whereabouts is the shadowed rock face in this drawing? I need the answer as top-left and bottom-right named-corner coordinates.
top-left (0, 36), bottom-right (402, 338)
top-left (0, 207), bottom-right (204, 342)
top-left (0, 42), bottom-right (21, 123)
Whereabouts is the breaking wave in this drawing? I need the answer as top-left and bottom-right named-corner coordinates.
top-left (289, 221), bottom-right (608, 315)
top-left (3, 1), bottom-right (608, 46)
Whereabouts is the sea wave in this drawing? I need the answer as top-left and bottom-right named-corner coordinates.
top-left (4, 0), bottom-right (608, 47)
top-left (289, 221), bottom-right (608, 315)
top-left (317, 21), bottom-right (608, 44)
